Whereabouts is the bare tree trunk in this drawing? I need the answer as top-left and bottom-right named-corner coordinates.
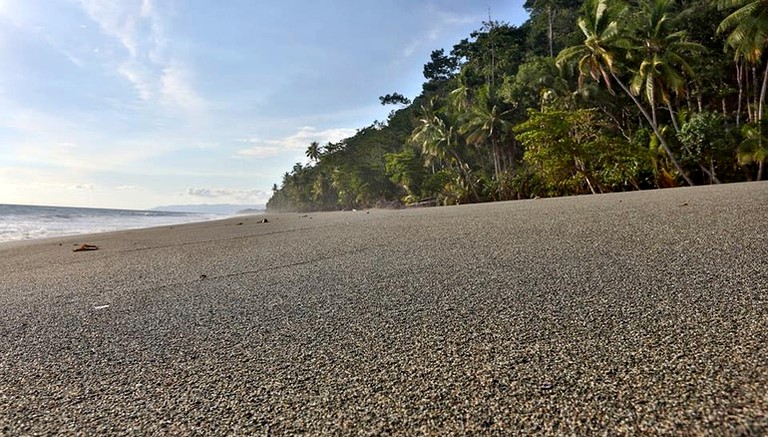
top-left (612, 72), bottom-right (694, 186)
top-left (547, 5), bottom-right (554, 58)
top-left (698, 163), bottom-right (721, 184)
top-left (759, 60), bottom-right (768, 121)
top-left (752, 66), bottom-right (759, 123)
top-left (758, 62), bottom-right (768, 181)
top-left (575, 158), bottom-right (598, 194)
top-left (450, 152), bottom-right (480, 201)
top-left (736, 58), bottom-right (744, 127)
top-left (666, 101), bottom-right (681, 133)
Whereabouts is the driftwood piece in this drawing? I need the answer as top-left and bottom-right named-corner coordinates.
top-left (73, 244), bottom-right (99, 252)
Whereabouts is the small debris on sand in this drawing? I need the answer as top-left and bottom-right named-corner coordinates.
top-left (236, 222), bottom-right (244, 226)
top-left (73, 244), bottom-right (99, 252)
top-left (259, 218), bottom-right (269, 224)
top-left (199, 274), bottom-right (208, 280)
top-left (93, 304), bottom-right (110, 310)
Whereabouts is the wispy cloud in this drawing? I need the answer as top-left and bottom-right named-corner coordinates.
top-left (236, 145), bottom-right (283, 159)
top-left (117, 61), bottom-right (153, 101)
top-left (400, 4), bottom-right (482, 60)
top-left (78, 0), bottom-right (141, 57)
top-left (1, 106), bottom-right (198, 174)
top-left (161, 64), bottom-right (205, 111)
top-left (237, 126), bottom-right (357, 159)
top-left (78, 0), bottom-right (204, 111)
top-left (186, 187), bottom-right (270, 202)
top-left (70, 183), bottom-right (94, 190)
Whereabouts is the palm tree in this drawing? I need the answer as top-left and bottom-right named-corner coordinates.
top-left (629, 0), bottom-right (703, 132)
top-left (460, 84), bottom-right (515, 181)
top-left (719, 0), bottom-right (768, 179)
top-left (411, 106), bottom-right (453, 169)
top-left (410, 100), bottom-right (480, 200)
top-left (557, 0), bottom-right (694, 186)
top-left (718, 0), bottom-right (768, 121)
top-left (305, 141), bottom-right (321, 163)
top-left (738, 120), bottom-right (768, 180)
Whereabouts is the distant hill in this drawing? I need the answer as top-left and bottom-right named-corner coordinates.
top-left (152, 204), bottom-right (266, 215)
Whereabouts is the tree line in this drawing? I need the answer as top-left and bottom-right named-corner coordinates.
top-left (267, 0), bottom-right (767, 212)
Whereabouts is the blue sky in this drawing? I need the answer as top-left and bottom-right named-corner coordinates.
top-left (0, 0), bottom-right (528, 209)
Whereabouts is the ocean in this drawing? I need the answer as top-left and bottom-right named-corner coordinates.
top-left (0, 204), bottom-right (226, 243)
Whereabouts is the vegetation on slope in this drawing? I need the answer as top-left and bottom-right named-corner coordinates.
top-left (268, 0), bottom-right (767, 212)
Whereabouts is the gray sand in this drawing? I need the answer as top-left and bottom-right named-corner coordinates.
top-left (1, 182), bottom-right (767, 434)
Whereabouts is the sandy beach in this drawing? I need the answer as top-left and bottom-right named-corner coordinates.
top-left (1, 182), bottom-right (766, 434)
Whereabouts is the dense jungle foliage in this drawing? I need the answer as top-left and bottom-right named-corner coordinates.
top-left (267, 0), bottom-right (768, 212)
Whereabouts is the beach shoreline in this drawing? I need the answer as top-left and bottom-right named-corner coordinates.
top-left (1, 181), bottom-right (766, 434)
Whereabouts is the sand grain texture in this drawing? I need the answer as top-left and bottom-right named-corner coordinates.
top-left (1, 182), bottom-right (767, 435)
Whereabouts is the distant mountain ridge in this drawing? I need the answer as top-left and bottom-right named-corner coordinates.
top-left (152, 204), bottom-right (266, 215)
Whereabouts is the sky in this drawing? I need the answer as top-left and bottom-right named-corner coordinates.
top-left (0, 0), bottom-right (529, 210)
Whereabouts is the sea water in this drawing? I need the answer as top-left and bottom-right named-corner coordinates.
top-left (0, 204), bottom-right (224, 243)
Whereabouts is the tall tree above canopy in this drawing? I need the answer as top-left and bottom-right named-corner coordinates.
top-left (305, 141), bottom-right (321, 163)
top-left (524, 0), bottom-right (582, 57)
top-left (422, 49), bottom-right (460, 93)
top-left (423, 49), bottom-right (459, 83)
top-left (452, 21), bottom-right (528, 88)
top-left (379, 93), bottom-right (412, 106)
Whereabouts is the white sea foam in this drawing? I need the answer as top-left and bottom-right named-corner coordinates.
top-left (0, 204), bottom-right (226, 243)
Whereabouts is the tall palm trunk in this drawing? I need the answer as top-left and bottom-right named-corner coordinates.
top-left (666, 101), bottom-right (681, 133)
top-left (447, 151), bottom-right (480, 201)
top-left (612, 72), bottom-right (694, 186)
top-left (736, 58), bottom-right (744, 127)
top-left (752, 67), bottom-right (759, 122)
top-left (759, 60), bottom-right (768, 121)
top-left (758, 62), bottom-right (768, 180)
top-left (667, 101), bottom-right (720, 184)
top-left (547, 5), bottom-right (554, 58)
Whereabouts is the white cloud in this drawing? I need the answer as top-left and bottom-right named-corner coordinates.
top-left (402, 41), bottom-right (419, 58)
top-left (237, 145), bottom-right (283, 159)
top-left (187, 187), bottom-right (270, 202)
top-left (161, 64), bottom-right (205, 111)
top-left (78, 0), bottom-right (203, 111)
top-left (400, 5), bottom-right (481, 60)
top-left (117, 62), bottom-right (153, 101)
top-left (71, 183), bottom-right (94, 190)
top-left (236, 126), bottom-right (356, 159)
top-left (78, 0), bottom-right (140, 57)
top-left (0, 106), bottom-right (196, 173)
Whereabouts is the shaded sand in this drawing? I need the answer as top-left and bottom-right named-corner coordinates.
top-left (1, 182), bottom-right (767, 434)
